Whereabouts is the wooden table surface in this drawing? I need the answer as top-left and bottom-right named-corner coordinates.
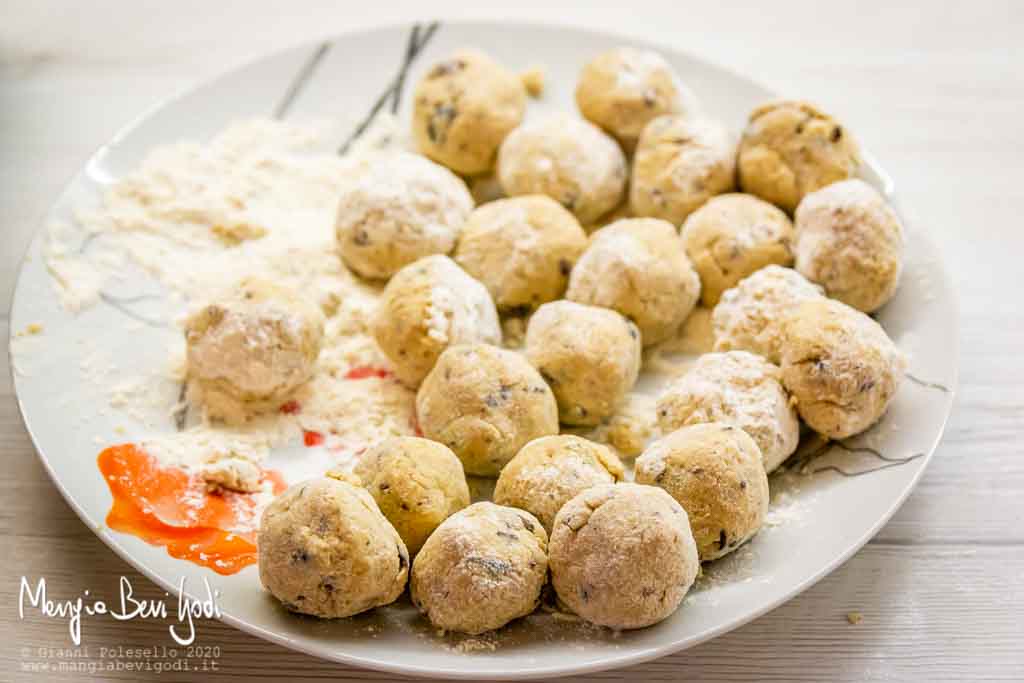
top-left (3, 1), bottom-right (1022, 680)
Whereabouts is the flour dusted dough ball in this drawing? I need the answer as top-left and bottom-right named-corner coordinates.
top-left (258, 477), bottom-right (408, 618)
top-left (186, 278), bottom-right (324, 422)
top-left (410, 502), bottom-right (548, 634)
top-left (497, 113), bottom-right (627, 224)
top-left (454, 195), bottom-right (588, 313)
top-left (575, 47), bottom-right (695, 151)
top-left (636, 423), bottom-right (769, 561)
top-left (372, 255), bottom-right (501, 387)
top-left (413, 49), bottom-right (527, 175)
top-left (549, 483), bottom-right (699, 629)
top-left (682, 194), bottom-right (795, 307)
top-left (353, 437), bottom-right (470, 555)
top-left (416, 343), bottom-right (559, 476)
top-left (794, 179), bottom-right (904, 313)
top-left (780, 298), bottom-right (906, 439)
top-left (567, 218), bottom-right (700, 346)
top-left (656, 351), bottom-right (798, 473)
top-left (738, 101), bottom-right (861, 212)
top-left (494, 435), bottom-right (624, 533)
top-left (335, 152), bottom-right (473, 280)
top-left (712, 264), bottom-right (824, 364)
top-left (630, 115), bottom-right (736, 225)
top-left (525, 301), bottom-right (642, 426)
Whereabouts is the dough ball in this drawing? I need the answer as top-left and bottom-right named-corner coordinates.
top-left (682, 193), bottom-right (795, 307)
top-left (497, 113), bottom-right (627, 224)
top-left (549, 483), bottom-right (699, 629)
top-left (794, 179), bottom-right (904, 313)
top-left (494, 435), bottom-right (625, 533)
top-left (636, 423), bottom-right (769, 561)
top-left (525, 301), bottom-right (642, 426)
top-left (566, 218), bottom-right (700, 346)
top-left (780, 298), bottom-right (906, 439)
top-left (656, 351), bottom-right (799, 473)
top-left (417, 343), bottom-right (559, 476)
top-left (335, 152), bottom-right (473, 280)
top-left (410, 502), bottom-right (548, 634)
top-left (712, 264), bottom-right (824, 364)
top-left (186, 278), bottom-right (324, 422)
top-left (258, 477), bottom-right (408, 618)
top-left (372, 255), bottom-right (501, 387)
top-left (630, 115), bottom-right (736, 225)
top-left (575, 47), bottom-right (695, 151)
top-left (412, 49), bottom-right (527, 175)
top-left (454, 195), bottom-right (588, 313)
top-left (737, 101), bottom-right (861, 212)
top-left (353, 436), bottom-right (470, 555)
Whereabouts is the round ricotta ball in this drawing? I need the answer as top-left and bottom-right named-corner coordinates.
top-left (412, 49), bottom-right (527, 175)
top-left (493, 435), bottom-right (625, 533)
top-left (525, 301), bottom-right (642, 426)
top-left (258, 477), bottom-right (408, 618)
top-left (353, 436), bottom-right (470, 555)
top-left (575, 47), bottom-right (695, 151)
top-left (185, 277), bottom-right (325, 423)
top-left (794, 179), bottom-right (904, 313)
top-left (566, 217), bottom-right (701, 346)
top-left (416, 343), bottom-right (559, 476)
top-left (410, 502), bottom-right (548, 634)
top-left (737, 100), bottom-right (861, 212)
top-left (454, 195), bottom-right (588, 313)
top-left (711, 264), bottom-right (825, 364)
top-left (549, 483), bottom-right (699, 630)
top-left (682, 193), bottom-right (795, 307)
top-left (497, 113), bottom-right (627, 224)
top-left (630, 115), bottom-right (736, 225)
top-left (372, 255), bottom-right (501, 387)
top-left (780, 297), bottom-right (906, 439)
top-left (335, 152), bottom-right (473, 280)
top-left (656, 351), bottom-right (799, 473)
top-left (636, 423), bottom-right (769, 561)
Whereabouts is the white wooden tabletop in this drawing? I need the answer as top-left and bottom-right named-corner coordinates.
top-left (3, 1), bottom-right (1022, 680)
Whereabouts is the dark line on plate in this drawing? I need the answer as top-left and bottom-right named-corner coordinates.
top-left (905, 372), bottom-right (951, 393)
top-left (273, 41), bottom-right (332, 120)
top-left (173, 382), bottom-right (189, 431)
top-left (98, 292), bottom-right (167, 328)
top-left (806, 452), bottom-right (926, 477)
top-left (338, 21), bottom-right (441, 154)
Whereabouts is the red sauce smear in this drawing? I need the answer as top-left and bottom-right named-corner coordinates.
top-left (98, 444), bottom-right (286, 575)
top-left (344, 366), bottom-right (393, 380)
top-left (279, 399), bottom-right (301, 415)
top-left (303, 430), bottom-right (324, 447)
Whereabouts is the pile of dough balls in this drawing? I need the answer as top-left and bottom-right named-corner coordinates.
top-left (738, 100), bottom-right (861, 212)
top-left (566, 217), bottom-right (701, 346)
top-left (335, 152), bottom-right (473, 280)
top-left (416, 343), bottom-right (559, 476)
top-left (185, 278), bottom-right (324, 423)
top-left (413, 49), bottom-right (527, 175)
top-left (630, 115), bottom-right (736, 225)
top-left (252, 43), bottom-right (918, 640)
top-left (682, 193), bottom-right (795, 306)
top-left (454, 195), bottom-right (588, 313)
top-left (526, 301), bottom-right (642, 425)
top-left (498, 113), bottom-right (627, 224)
top-left (576, 47), bottom-right (696, 150)
top-left (372, 255), bottom-right (501, 387)
top-left (794, 179), bottom-right (904, 313)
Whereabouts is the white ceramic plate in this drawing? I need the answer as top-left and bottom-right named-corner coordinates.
top-left (9, 21), bottom-right (957, 680)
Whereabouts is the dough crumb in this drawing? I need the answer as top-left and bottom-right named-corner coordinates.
top-left (846, 611), bottom-right (864, 625)
top-left (519, 66), bottom-right (546, 97)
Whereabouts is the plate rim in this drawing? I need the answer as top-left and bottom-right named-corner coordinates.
top-left (6, 18), bottom-right (959, 680)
